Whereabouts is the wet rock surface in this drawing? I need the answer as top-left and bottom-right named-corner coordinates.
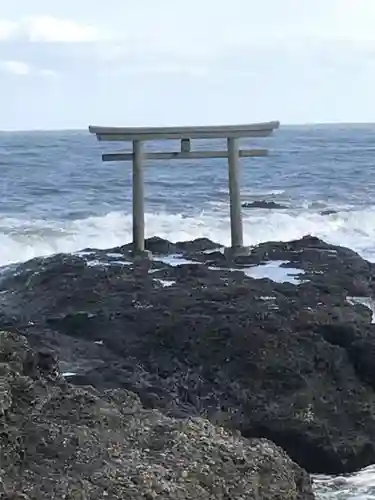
top-left (0, 331), bottom-right (314, 499)
top-left (1, 235), bottom-right (375, 476)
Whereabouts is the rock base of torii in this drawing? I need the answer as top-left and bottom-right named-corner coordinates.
top-left (1, 234), bottom-right (375, 479)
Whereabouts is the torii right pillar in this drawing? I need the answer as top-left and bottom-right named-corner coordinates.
top-left (227, 137), bottom-right (245, 255)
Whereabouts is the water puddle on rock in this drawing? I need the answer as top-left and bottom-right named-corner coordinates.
top-left (153, 254), bottom-right (201, 266)
top-left (243, 260), bottom-right (305, 284)
top-left (209, 260), bottom-right (306, 285)
top-left (86, 260), bottom-right (132, 267)
top-left (202, 247), bottom-right (225, 255)
top-left (154, 279), bottom-right (176, 287)
top-left (61, 372), bottom-right (77, 378)
top-left (75, 250), bottom-right (132, 268)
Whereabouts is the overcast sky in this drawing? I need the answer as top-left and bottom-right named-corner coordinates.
top-left (1, 0), bottom-right (375, 130)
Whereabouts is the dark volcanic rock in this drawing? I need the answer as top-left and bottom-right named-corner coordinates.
top-left (176, 237), bottom-right (221, 253)
top-left (0, 331), bottom-right (314, 500)
top-left (242, 200), bottom-right (288, 209)
top-left (145, 235), bottom-right (177, 254)
top-left (1, 235), bottom-right (375, 476)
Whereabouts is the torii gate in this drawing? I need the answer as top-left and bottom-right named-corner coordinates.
top-left (89, 122), bottom-right (279, 257)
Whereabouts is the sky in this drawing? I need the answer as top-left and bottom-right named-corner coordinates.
top-left (1, 0), bottom-right (375, 130)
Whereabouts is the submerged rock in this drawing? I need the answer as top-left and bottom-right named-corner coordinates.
top-left (319, 209), bottom-right (338, 216)
top-left (0, 331), bottom-right (314, 499)
top-left (1, 235), bottom-right (375, 475)
top-left (242, 200), bottom-right (288, 209)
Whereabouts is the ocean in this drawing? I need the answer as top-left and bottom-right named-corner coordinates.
top-left (1, 123), bottom-right (375, 498)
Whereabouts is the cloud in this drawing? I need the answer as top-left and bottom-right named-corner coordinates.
top-left (0, 15), bottom-right (101, 42)
top-left (0, 20), bottom-right (16, 40)
top-left (1, 3), bottom-right (375, 62)
top-left (2, 1), bottom-right (375, 49)
top-left (115, 62), bottom-right (209, 77)
top-left (38, 68), bottom-right (59, 78)
top-left (0, 60), bottom-right (30, 75)
top-left (0, 59), bottom-right (58, 79)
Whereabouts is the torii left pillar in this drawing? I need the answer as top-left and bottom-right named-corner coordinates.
top-left (132, 140), bottom-right (148, 257)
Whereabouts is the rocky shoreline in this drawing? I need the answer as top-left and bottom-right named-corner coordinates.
top-left (2, 234), bottom-right (375, 497)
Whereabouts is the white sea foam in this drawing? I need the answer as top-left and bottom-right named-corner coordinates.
top-left (217, 187), bottom-right (285, 196)
top-left (313, 465), bottom-right (375, 499)
top-left (347, 296), bottom-right (375, 323)
top-left (0, 206), bottom-right (375, 268)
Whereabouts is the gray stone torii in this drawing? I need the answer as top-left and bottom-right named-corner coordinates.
top-left (89, 121), bottom-right (279, 257)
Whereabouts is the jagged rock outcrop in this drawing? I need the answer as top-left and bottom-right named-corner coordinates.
top-left (0, 331), bottom-right (314, 499)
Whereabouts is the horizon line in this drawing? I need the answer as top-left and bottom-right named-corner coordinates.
top-left (1, 121), bottom-right (375, 133)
